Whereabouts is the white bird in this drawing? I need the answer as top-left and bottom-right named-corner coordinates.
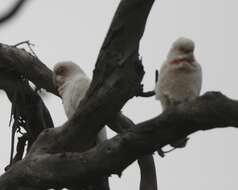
top-left (155, 37), bottom-right (202, 148)
top-left (53, 61), bottom-right (107, 143)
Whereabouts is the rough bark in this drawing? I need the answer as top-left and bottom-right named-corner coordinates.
top-left (0, 59), bottom-right (54, 171)
top-left (0, 43), bottom-right (58, 96)
top-left (0, 0), bottom-right (237, 190)
top-left (0, 42), bottom-right (157, 190)
top-left (0, 0), bottom-right (158, 189)
top-left (0, 91), bottom-right (238, 189)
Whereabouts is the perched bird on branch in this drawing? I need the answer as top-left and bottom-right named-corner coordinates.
top-left (53, 61), bottom-right (107, 143)
top-left (155, 37), bottom-right (202, 150)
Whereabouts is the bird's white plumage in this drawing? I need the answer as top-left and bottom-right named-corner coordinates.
top-left (155, 37), bottom-right (202, 149)
top-left (53, 61), bottom-right (107, 142)
top-left (155, 37), bottom-right (202, 110)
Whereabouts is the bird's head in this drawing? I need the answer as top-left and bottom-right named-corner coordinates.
top-left (167, 37), bottom-right (195, 64)
top-left (53, 61), bottom-right (85, 89)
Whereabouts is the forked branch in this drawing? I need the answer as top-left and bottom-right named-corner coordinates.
top-left (0, 92), bottom-right (237, 189)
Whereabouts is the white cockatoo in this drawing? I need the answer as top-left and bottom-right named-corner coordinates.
top-left (53, 61), bottom-right (107, 143)
top-left (155, 37), bottom-right (202, 148)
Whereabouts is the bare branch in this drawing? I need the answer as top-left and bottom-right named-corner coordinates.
top-left (27, 0), bottom-right (155, 156)
top-left (0, 0), bottom-right (236, 189)
top-left (0, 0), bottom-right (29, 25)
top-left (0, 92), bottom-right (237, 189)
top-left (0, 0), bottom-right (156, 189)
top-left (108, 113), bottom-right (157, 190)
top-left (0, 43), bottom-right (59, 96)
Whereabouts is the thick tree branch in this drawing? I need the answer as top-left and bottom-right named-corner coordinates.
top-left (0, 43), bottom-right (59, 96)
top-left (26, 0), bottom-right (154, 157)
top-left (108, 113), bottom-right (157, 190)
top-left (0, 0), bottom-right (236, 190)
top-left (2, 79), bottom-right (54, 173)
top-left (0, 0), bottom-right (157, 189)
top-left (0, 64), bottom-right (52, 190)
top-left (0, 92), bottom-right (237, 189)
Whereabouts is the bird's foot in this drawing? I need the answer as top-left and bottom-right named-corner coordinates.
top-left (170, 137), bottom-right (189, 148)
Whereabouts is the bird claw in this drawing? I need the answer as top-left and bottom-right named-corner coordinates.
top-left (170, 137), bottom-right (189, 148)
top-left (135, 84), bottom-right (144, 97)
top-left (157, 149), bottom-right (165, 157)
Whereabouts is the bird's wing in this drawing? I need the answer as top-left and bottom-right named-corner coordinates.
top-left (62, 75), bottom-right (91, 118)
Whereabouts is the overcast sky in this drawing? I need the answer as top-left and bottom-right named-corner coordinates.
top-left (0, 0), bottom-right (238, 190)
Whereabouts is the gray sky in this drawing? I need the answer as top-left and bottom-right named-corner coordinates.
top-left (0, 0), bottom-right (238, 189)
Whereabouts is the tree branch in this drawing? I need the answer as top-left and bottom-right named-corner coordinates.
top-left (0, 0), bottom-right (157, 189)
top-left (0, 43), bottom-right (59, 96)
top-left (27, 0), bottom-right (155, 154)
top-left (0, 0), bottom-right (236, 189)
top-left (0, 92), bottom-right (237, 189)
top-left (0, 68), bottom-right (54, 172)
top-left (0, 0), bottom-right (29, 25)
top-left (108, 113), bottom-right (157, 190)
